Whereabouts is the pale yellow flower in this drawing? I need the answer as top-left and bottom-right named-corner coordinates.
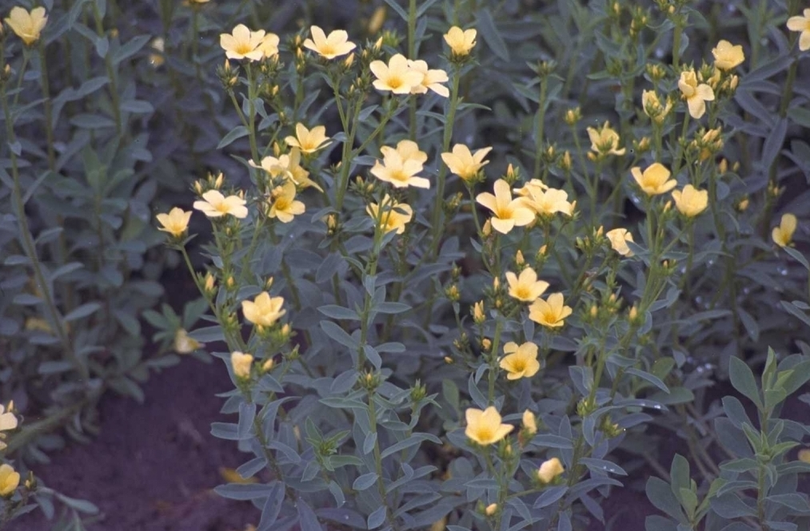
top-left (367, 195), bottom-right (413, 235)
top-left (258, 33), bottom-right (280, 59)
top-left (174, 328), bottom-right (202, 354)
top-left (476, 179), bottom-right (535, 234)
top-left (370, 54), bottom-right (424, 94)
top-left (631, 163), bottom-right (677, 196)
top-left (268, 182), bottom-right (305, 223)
top-left (678, 70), bottom-right (715, 119)
top-left (505, 267), bottom-right (549, 302)
top-left (5, 7), bottom-right (47, 46)
top-left (0, 404), bottom-right (17, 452)
top-left (528, 293), bottom-right (572, 328)
top-left (465, 406), bottom-right (513, 446)
top-left (499, 341), bottom-right (540, 380)
top-left (303, 26), bottom-right (356, 59)
top-left (193, 190), bottom-right (248, 219)
top-left (444, 26), bottom-right (477, 56)
top-left (587, 122), bottom-right (626, 156)
top-left (156, 207), bottom-right (192, 237)
top-left (242, 292), bottom-right (286, 327)
top-left (515, 180), bottom-right (572, 217)
top-left (407, 60), bottom-right (450, 97)
top-left (441, 144), bottom-right (492, 182)
top-left (250, 149), bottom-right (323, 192)
top-left (149, 37), bottom-right (165, 67)
top-left (799, 448), bottom-right (810, 464)
top-left (371, 140), bottom-right (429, 189)
top-left (712, 40), bottom-right (744, 70)
top-left (522, 410), bottom-right (537, 435)
top-left (537, 458), bottom-right (564, 483)
top-left (772, 213), bottom-right (797, 247)
top-left (606, 228), bottom-right (635, 257)
top-left (671, 185), bottom-right (709, 217)
top-left (285, 123), bottom-right (331, 154)
top-left (220, 24), bottom-right (265, 61)
top-left (641, 90), bottom-right (672, 124)
top-left (231, 351), bottom-right (253, 380)
top-left (787, 9), bottom-right (810, 52)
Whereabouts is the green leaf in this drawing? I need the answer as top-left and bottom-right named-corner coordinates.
top-left (112, 34), bottom-right (151, 65)
top-left (214, 483), bottom-right (277, 501)
top-left (352, 472), bottom-right (378, 491)
top-left (626, 367), bottom-right (669, 393)
top-left (318, 305), bottom-right (360, 320)
top-left (729, 356), bottom-right (762, 410)
top-left (476, 8), bottom-right (510, 61)
top-left (678, 488), bottom-right (698, 520)
top-left (381, 0), bottom-right (408, 20)
top-left (776, 361), bottom-right (810, 396)
top-left (781, 300), bottom-right (810, 329)
top-left (64, 302), bottom-right (101, 322)
top-left (320, 320), bottom-right (358, 349)
top-left (645, 477), bottom-right (686, 523)
top-left (217, 126), bottom-right (249, 149)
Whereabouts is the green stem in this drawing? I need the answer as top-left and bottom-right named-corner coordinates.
top-left (429, 67), bottom-right (461, 258)
top-left (533, 76), bottom-right (549, 180)
top-left (38, 45), bottom-right (55, 170)
top-left (92, 2), bottom-right (122, 136)
top-left (407, 0), bottom-right (418, 141)
top-left (2, 89), bottom-right (87, 382)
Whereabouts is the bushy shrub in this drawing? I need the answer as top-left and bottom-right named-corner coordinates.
top-left (149, 0), bottom-right (810, 529)
top-left (3, 0), bottom-right (810, 529)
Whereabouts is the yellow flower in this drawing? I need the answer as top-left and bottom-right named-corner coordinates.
top-left (485, 503), bottom-right (498, 516)
top-left (505, 267), bottom-right (549, 303)
top-left (156, 207), bottom-right (192, 237)
top-left (174, 328), bottom-right (202, 354)
top-left (441, 144), bottom-right (492, 182)
top-left (193, 190), bottom-right (248, 219)
top-left (285, 123), bottom-right (331, 154)
top-left (528, 293), bottom-right (572, 328)
top-left (537, 458), bottom-right (564, 483)
top-left (242, 292), bottom-right (286, 327)
top-left (678, 69), bottom-right (715, 119)
top-left (406, 60), bottom-right (450, 97)
top-left (371, 140), bottom-right (429, 189)
top-left (587, 121), bottom-right (626, 156)
top-left (370, 54), bottom-right (424, 94)
top-left (476, 179), bottom-right (535, 234)
top-left (522, 410), bottom-right (537, 435)
top-left (712, 40), bottom-right (744, 70)
top-left (799, 448), bottom-right (810, 464)
top-left (787, 9), bottom-right (810, 51)
top-left (499, 341), bottom-right (540, 380)
top-left (231, 351), bottom-right (253, 380)
top-left (631, 162), bottom-right (677, 196)
top-left (220, 24), bottom-right (265, 61)
top-left (472, 301), bottom-right (486, 324)
top-left (514, 180), bottom-right (572, 217)
top-left (303, 26), bottom-right (356, 59)
top-left (367, 195), bottom-right (413, 234)
top-left (772, 213), bottom-right (797, 247)
top-left (606, 228), bottom-right (635, 257)
top-left (251, 149), bottom-right (322, 192)
top-left (0, 403), bottom-right (17, 452)
top-left (444, 26), bottom-right (477, 56)
top-left (464, 406), bottom-right (513, 446)
top-left (642, 90), bottom-right (672, 124)
top-left (149, 37), bottom-right (165, 67)
top-left (0, 465), bottom-right (19, 497)
top-left (671, 185), bottom-right (708, 217)
top-left (268, 181), bottom-right (305, 223)
top-left (4, 7), bottom-right (47, 46)
top-left (258, 33), bottom-right (280, 59)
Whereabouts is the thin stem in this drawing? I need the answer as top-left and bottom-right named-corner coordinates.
top-left (533, 76), bottom-right (549, 180)
top-left (429, 66), bottom-right (461, 258)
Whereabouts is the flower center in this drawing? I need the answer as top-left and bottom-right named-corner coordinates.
top-left (235, 42), bottom-right (255, 55)
top-left (387, 75), bottom-right (403, 89)
top-left (516, 286), bottom-right (530, 299)
top-left (475, 427), bottom-right (494, 443)
top-left (511, 358), bottom-right (526, 372)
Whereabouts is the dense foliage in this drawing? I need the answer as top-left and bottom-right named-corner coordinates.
top-left (1, 0), bottom-right (809, 529)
